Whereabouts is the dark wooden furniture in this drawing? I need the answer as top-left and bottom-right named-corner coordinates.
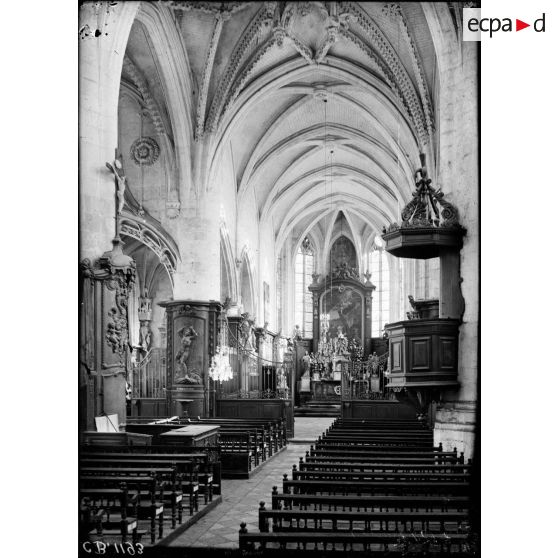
top-left (386, 318), bottom-right (460, 389)
top-left (81, 432), bottom-right (153, 447)
top-left (239, 417), bottom-right (474, 553)
top-left (160, 424), bottom-right (220, 447)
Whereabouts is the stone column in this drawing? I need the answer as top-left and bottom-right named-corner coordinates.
top-left (79, 1), bottom-right (139, 260)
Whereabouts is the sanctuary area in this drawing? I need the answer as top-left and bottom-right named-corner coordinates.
top-left (79, 1), bottom-right (479, 555)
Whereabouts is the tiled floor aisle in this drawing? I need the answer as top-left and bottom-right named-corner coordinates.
top-left (167, 417), bottom-right (335, 548)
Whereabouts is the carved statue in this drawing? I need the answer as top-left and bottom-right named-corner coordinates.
top-left (175, 325), bottom-right (201, 384)
top-left (292, 324), bottom-right (302, 341)
top-left (334, 325), bottom-right (348, 355)
top-left (302, 351), bottom-right (311, 378)
top-left (139, 321), bottom-right (151, 352)
top-left (105, 156), bottom-right (127, 216)
top-left (239, 312), bottom-right (256, 352)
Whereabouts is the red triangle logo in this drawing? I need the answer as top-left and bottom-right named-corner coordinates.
top-left (516, 19), bottom-right (530, 31)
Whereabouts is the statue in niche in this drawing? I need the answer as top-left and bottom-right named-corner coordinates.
top-left (139, 321), bottom-right (152, 352)
top-left (334, 325), bottom-right (348, 355)
top-left (277, 366), bottom-right (288, 398)
top-left (175, 325), bottom-right (201, 384)
top-left (302, 351), bottom-right (311, 378)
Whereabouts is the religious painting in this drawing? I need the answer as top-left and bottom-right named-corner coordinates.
top-left (263, 281), bottom-right (270, 325)
top-left (329, 236), bottom-right (358, 272)
top-left (172, 316), bottom-right (205, 385)
top-left (320, 286), bottom-right (364, 342)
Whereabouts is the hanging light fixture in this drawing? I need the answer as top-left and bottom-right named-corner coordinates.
top-left (208, 311), bottom-right (234, 382)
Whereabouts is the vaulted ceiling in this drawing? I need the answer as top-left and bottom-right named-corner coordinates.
top-left (123, 1), bottom-right (442, 256)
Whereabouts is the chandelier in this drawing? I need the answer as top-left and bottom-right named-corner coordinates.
top-left (208, 310), bottom-right (234, 382)
top-left (209, 345), bottom-right (233, 382)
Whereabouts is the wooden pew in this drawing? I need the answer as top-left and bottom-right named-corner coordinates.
top-left (80, 473), bottom-right (165, 544)
top-left (81, 445), bottom-right (221, 497)
top-left (80, 457), bottom-right (198, 516)
top-left (298, 458), bottom-right (470, 474)
top-left (270, 490), bottom-right (471, 513)
top-left (258, 501), bottom-right (469, 534)
top-left (282, 477), bottom-right (470, 497)
top-left (80, 483), bottom-right (146, 544)
top-left (239, 522), bottom-right (470, 552)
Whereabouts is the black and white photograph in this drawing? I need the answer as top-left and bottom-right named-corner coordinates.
top-left (75, 2), bottom-right (480, 556)
top-left (6, 0), bottom-right (558, 555)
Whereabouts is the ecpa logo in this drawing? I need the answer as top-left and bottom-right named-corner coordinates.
top-left (463, 8), bottom-right (546, 40)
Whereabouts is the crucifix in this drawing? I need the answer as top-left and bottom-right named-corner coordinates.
top-left (105, 149), bottom-right (127, 238)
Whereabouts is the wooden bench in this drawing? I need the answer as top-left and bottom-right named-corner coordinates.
top-left (80, 458), bottom-right (200, 514)
top-left (80, 483), bottom-right (147, 544)
top-left (80, 474), bottom-right (166, 544)
top-left (239, 522), bottom-right (470, 552)
top-left (298, 458), bottom-right (471, 474)
top-left (257, 501), bottom-right (469, 534)
top-left (81, 445), bottom-right (221, 497)
top-left (290, 467), bottom-right (471, 484)
top-left (270, 490), bottom-right (471, 513)
top-left (282, 477), bottom-right (470, 497)
top-left (190, 417), bottom-right (287, 450)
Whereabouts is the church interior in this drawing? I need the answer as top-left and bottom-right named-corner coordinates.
top-left (79, 1), bottom-right (479, 555)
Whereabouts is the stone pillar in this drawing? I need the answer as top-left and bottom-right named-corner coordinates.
top-left (159, 300), bottom-right (221, 418)
top-left (433, 401), bottom-right (477, 461)
top-left (79, 1), bottom-right (139, 260)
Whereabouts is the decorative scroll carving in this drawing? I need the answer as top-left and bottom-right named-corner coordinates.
top-left (328, 263), bottom-right (360, 281)
top-left (383, 154), bottom-right (464, 233)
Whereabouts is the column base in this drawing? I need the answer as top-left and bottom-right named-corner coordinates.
top-left (433, 400), bottom-right (477, 460)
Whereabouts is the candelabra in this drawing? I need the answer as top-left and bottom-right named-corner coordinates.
top-left (209, 312), bottom-right (234, 382)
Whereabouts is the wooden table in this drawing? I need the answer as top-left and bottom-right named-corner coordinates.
top-left (160, 424), bottom-right (220, 447)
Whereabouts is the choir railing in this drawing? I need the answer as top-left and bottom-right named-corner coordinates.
top-left (341, 352), bottom-right (396, 400)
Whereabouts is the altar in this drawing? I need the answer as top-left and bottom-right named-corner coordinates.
top-left (311, 379), bottom-right (341, 400)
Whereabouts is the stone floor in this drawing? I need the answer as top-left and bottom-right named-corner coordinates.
top-left (166, 417), bottom-right (335, 548)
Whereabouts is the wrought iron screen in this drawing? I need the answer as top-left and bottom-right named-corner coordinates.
top-left (341, 353), bottom-right (396, 400)
top-left (215, 325), bottom-right (293, 400)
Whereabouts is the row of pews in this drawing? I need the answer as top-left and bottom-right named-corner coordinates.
top-left (126, 416), bottom-right (288, 478)
top-left (79, 416), bottom-right (288, 546)
top-left (79, 444), bottom-right (218, 545)
top-left (239, 418), bottom-right (475, 555)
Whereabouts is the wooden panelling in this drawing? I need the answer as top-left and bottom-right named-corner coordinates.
top-left (391, 341), bottom-right (402, 371)
top-left (409, 337), bottom-right (431, 371)
top-left (440, 336), bottom-right (457, 369)
top-left (343, 401), bottom-right (416, 420)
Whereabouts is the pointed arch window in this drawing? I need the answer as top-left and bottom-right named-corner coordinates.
top-left (295, 237), bottom-right (314, 338)
top-left (368, 247), bottom-right (390, 337)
